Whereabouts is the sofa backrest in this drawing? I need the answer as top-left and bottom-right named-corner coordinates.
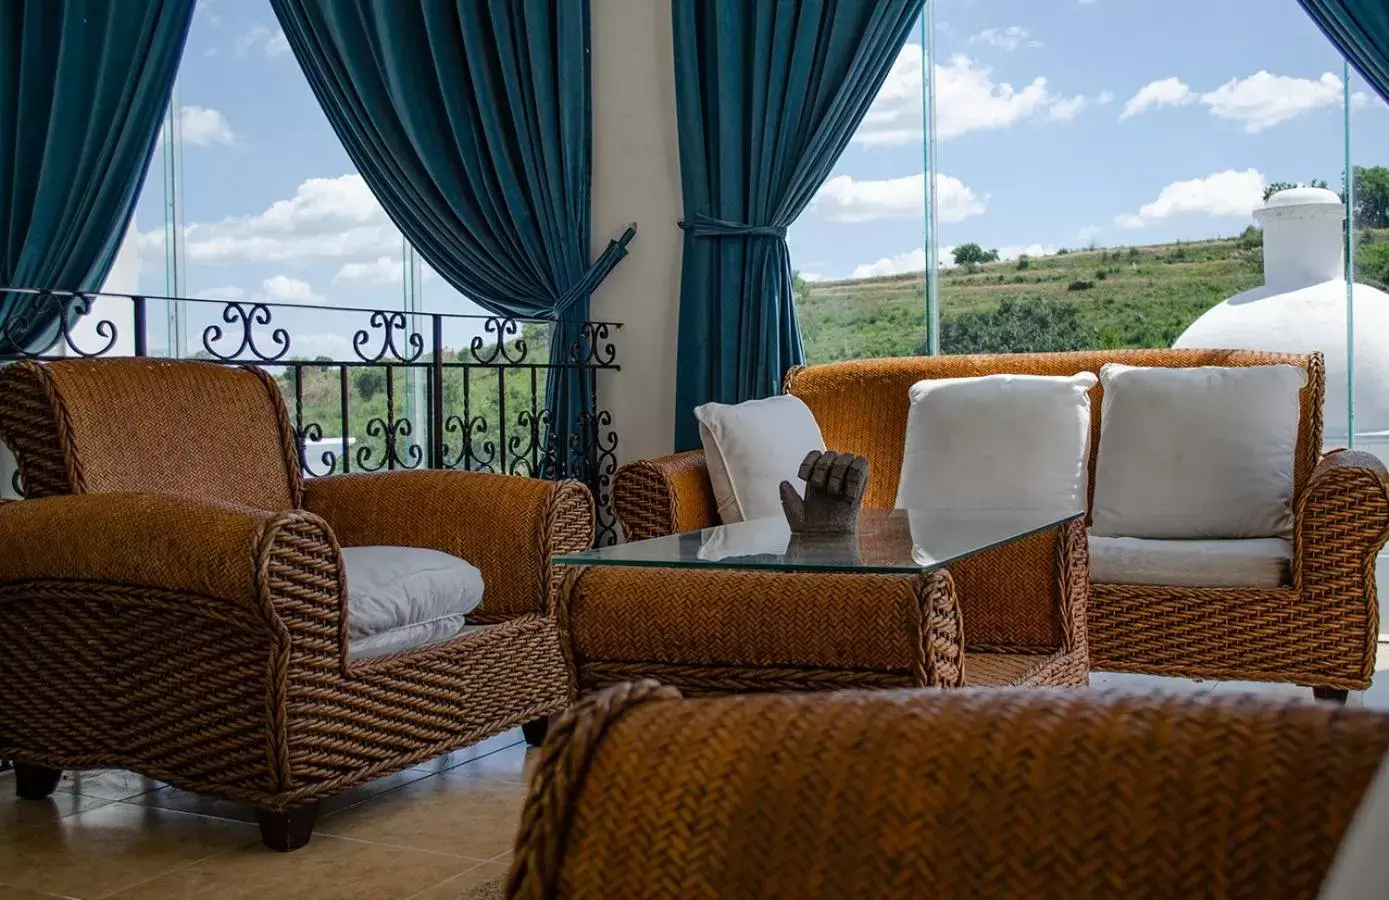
top-left (0, 358), bottom-right (302, 511)
top-left (785, 349), bottom-right (1325, 512)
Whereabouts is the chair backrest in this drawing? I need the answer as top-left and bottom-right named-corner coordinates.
top-left (511, 683), bottom-right (1389, 900)
top-left (785, 348), bottom-right (1324, 512)
top-left (0, 358), bottom-right (301, 510)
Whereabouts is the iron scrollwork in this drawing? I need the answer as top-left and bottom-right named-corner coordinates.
top-left (201, 303), bottom-right (290, 362)
top-left (353, 311), bottom-right (424, 364)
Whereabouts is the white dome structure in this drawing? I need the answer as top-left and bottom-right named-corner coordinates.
top-left (1173, 187), bottom-right (1389, 442)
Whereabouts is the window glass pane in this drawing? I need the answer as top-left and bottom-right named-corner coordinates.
top-left (928, 0), bottom-right (1346, 357)
top-left (1344, 66), bottom-right (1389, 636)
top-left (788, 12), bottom-right (928, 364)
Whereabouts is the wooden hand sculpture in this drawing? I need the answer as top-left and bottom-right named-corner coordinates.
top-left (778, 450), bottom-right (871, 536)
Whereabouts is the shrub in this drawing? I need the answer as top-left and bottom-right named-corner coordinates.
top-left (1095, 270), bottom-right (1108, 281)
top-left (1067, 279), bottom-right (1094, 291)
top-left (1016, 255), bottom-right (1030, 270)
top-left (939, 297), bottom-right (1097, 354)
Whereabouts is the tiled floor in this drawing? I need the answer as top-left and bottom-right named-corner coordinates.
top-left (3, 645), bottom-right (1388, 900)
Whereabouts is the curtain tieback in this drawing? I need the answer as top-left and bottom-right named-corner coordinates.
top-left (678, 214), bottom-right (787, 240)
top-left (551, 223), bottom-right (638, 317)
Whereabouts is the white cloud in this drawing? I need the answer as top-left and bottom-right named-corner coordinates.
top-left (800, 272), bottom-right (828, 283)
top-left (997, 243), bottom-right (1057, 260)
top-left (140, 173), bottom-right (401, 266)
top-left (856, 45), bottom-right (1104, 146)
top-left (179, 105), bottom-right (235, 147)
top-left (852, 248), bottom-right (926, 279)
top-left (1121, 77), bottom-right (1194, 119)
top-left (1114, 168), bottom-right (1266, 229)
top-left (969, 26), bottom-right (1040, 52)
top-left (1075, 224), bottom-right (1102, 243)
top-left (1200, 71), bottom-right (1350, 132)
top-left (1122, 72), bottom-right (1362, 131)
top-left (260, 275), bottom-right (323, 304)
top-left (237, 25), bottom-right (289, 58)
top-left (333, 255), bottom-right (402, 286)
top-left (812, 172), bottom-right (985, 224)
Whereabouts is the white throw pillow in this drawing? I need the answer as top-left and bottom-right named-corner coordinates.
top-left (695, 395), bottom-right (827, 523)
top-left (341, 545), bottom-right (484, 642)
top-left (1090, 363), bottom-right (1304, 539)
top-left (894, 372), bottom-right (1097, 513)
top-left (1319, 756), bottom-right (1389, 900)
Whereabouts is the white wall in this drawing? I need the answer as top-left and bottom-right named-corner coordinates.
top-left (590, 0), bottom-right (683, 465)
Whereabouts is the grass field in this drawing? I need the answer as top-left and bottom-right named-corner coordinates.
top-left (795, 233), bottom-right (1272, 364)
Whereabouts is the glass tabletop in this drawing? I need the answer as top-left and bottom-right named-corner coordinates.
top-left (555, 508), bottom-right (1082, 574)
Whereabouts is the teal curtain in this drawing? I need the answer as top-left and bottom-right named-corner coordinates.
top-left (671, 0), bottom-right (924, 450)
top-left (1300, 1), bottom-right (1389, 102)
top-left (271, 0), bottom-right (633, 477)
top-left (0, 0), bottom-right (194, 357)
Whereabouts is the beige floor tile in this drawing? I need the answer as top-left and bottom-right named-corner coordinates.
top-left (408, 732), bottom-right (526, 775)
top-left (0, 803), bottom-right (258, 899)
top-left (407, 860), bottom-right (510, 900)
top-left (55, 771), bottom-right (162, 802)
top-left (1207, 680), bottom-right (1321, 700)
top-left (1089, 671), bottom-right (1215, 694)
top-left (317, 774), bottom-right (526, 860)
top-left (446, 745), bottom-right (539, 786)
top-left (0, 883), bottom-right (72, 899)
top-left (107, 833), bottom-right (473, 900)
top-left (0, 789), bottom-right (116, 833)
top-left (135, 767), bottom-right (436, 824)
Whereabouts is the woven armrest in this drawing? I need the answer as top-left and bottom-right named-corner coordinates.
top-left (303, 470), bottom-right (593, 620)
top-left (512, 685), bottom-right (1389, 899)
top-left (613, 451), bottom-right (718, 540)
top-left (0, 492), bottom-right (339, 619)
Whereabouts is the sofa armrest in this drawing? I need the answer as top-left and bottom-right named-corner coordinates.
top-left (0, 492), bottom-right (340, 621)
top-left (613, 451), bottom-right (718, 541)
top-left (302, 470), bottom-right (593, 620)
top-left (1294, 449), bottom-right (1389, 683)
top-left (512, 685), bottom-right (1389, 898)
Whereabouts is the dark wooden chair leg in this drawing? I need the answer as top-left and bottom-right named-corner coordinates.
top-left (522, 717), bottom-right (549, 747)
top-left (1314, 687), bottom-right (1349, 704)
top-left (257, 802), bottom-right (320, 852)
top-left (14, 763), bottom-right (62, 801)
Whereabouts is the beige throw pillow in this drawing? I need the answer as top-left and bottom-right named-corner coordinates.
top-left (1090, 363), bottom-right (1305, 539)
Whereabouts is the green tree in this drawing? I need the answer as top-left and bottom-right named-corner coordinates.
top-left (1352, 166), bottom-right (1389, 230)
top-left (936, 298), bottom-right (1097, 354)
top-left (354, 368), bottom-right (386, 402)
top-left (1356, 241), bottom-right (1389, 289)
top-left (952, 243), bottom-right (989, 266)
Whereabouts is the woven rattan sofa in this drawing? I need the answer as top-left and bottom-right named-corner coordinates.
top-left (507, 681), bottom-right (1389, 898)
top-left (0, 358), bottom-right (593, 851)
top-left (615, 350), bottom-right (1389, 699)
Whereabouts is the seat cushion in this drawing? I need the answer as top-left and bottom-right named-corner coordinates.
top-left (1090, 363), bottom-right (1304, 539)
top-left (695, 394), bottom-right (827, 524)
top-left (341, 546), bottom-right (485, 660)
top-left (894, 372), bottom-right (1097, 513)
top-left (1089, 534), bottom-right (1292, 588)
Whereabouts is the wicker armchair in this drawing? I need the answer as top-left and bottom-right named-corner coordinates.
top-left (509, 682), bottom-right (1389, 899)
top-left (616, 350), bottom-right (1389, 698)
top-left (0, 358), bottom-right (594, 851)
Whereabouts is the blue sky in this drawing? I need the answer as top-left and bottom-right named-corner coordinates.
top-left (128, 0), bottom-right (1388, 336)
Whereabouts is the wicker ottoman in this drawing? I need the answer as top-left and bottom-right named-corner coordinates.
top-left (555, 518), bottom-right (1089, 698)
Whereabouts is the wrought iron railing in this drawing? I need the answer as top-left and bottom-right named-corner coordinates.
top-left (0, 288), bottom-right (622, 544)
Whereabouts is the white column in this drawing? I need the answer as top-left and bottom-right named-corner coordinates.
top-left (590, 0), bottom-right (684, 465)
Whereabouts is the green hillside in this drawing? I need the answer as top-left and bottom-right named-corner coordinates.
top-left (795, 233), bottom-right (1271, 364)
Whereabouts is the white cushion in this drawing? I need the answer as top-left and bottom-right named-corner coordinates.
top-left (894, 372), bottom-right (1098, 513)
top-left (1090, 363), bottom-right (1304, 539)
top-left (1319, 757), bottom-right (1389, 900)
top-left (695, 395), bottom-right (826, 524)
top-left (341, 546), bottom-right (484, 660)
top-left (1088, 534), bottom-right (1292, 588)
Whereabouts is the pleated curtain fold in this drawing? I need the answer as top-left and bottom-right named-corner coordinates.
top-left (0, 0), bottom-right (194, 357)
top-left (1299, 0), bottom-right (1389, 103)
top-left (271, 0), bottom-right (632, 477)
top-left (670, 0), bottom-right (925, 450)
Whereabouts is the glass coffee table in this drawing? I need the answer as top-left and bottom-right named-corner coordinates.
top-left (553, 508), bottom-right (1089, 698)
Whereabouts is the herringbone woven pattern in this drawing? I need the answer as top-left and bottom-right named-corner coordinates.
top-left (0, 358), bottom-right (594, 813)
top-left (613, 350), bottom-right (1386, 690)
top-left (510, 684), bottom-right (1389, 900)
top-left (559, 517), bottom-right (1087, 697)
